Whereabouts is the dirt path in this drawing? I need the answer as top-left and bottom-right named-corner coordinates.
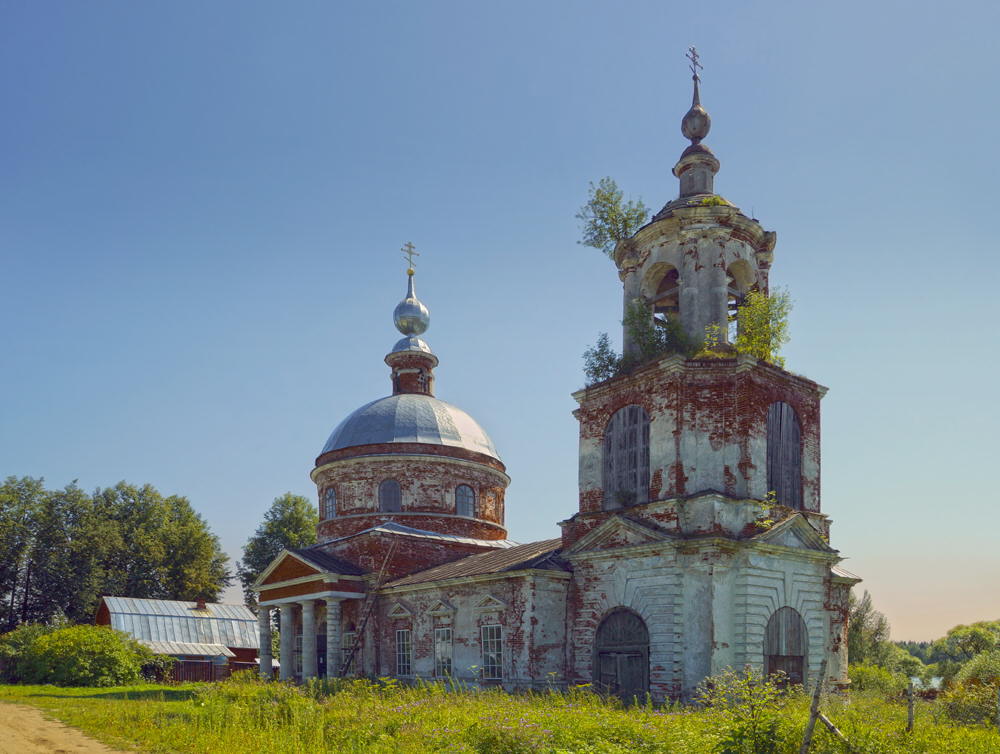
top-left (0, 703), bottom-right (134, 754)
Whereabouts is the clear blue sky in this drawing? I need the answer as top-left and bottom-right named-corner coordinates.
top-left (2, 1), bottom-right (997, 640)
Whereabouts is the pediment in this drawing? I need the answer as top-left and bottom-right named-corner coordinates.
top-left (752, 515), bottom-right (836, 554)
top-left (428, 599), bottom-right (455, 616)
top-left (473, 594), bottom-right (505, 611)
top-left (387, 602), bottom-right (413, 618)
top-left (255, 550), bottom-right (322, 587)
top-left (563, 515), bottom-right (673, 556)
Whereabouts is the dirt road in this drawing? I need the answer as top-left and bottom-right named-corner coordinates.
top-left (0, 703), bottom-right (134, 754)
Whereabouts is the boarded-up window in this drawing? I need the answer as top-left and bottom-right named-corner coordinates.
top-left (766, 401), bottom-right (802, 509)
top-left (379, 480), bottom-right (402, 512)
top-left (603, 405), bottom-right (650, 510)
top-left (764, 606), bottom-right (808, 686)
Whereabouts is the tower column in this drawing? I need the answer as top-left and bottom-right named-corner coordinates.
top-left (257, 607), bottom-right (272, 680)
top-left (325, 598), bottom-right (342, 678)
top-left (301, 600), bottom-right (318, 680)
top-left (278, 603), bottom-right (295, 681)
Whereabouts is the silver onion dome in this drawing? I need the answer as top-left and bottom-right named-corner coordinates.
top-left (393, 273), bottom-right (430, 336)
top-left (320, 393), bottom-right (501, 460)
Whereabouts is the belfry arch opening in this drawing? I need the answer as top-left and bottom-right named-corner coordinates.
top-left (764, 606), bottom-right (808, 685)
top-left (603, 405), bottom-right (650, 510)
top-left (726, 260), bottom-right (755, 343)
top-left (594, 608), bottom-right (649, 702)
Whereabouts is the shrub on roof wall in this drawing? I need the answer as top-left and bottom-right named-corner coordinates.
top-left (17, 624), bottom-right (158, 686)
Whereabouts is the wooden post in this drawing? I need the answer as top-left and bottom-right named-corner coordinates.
top-left (817, 712), bottom-right (853, 752)
top-left (906, 681), bottom-right (914, 733)
top-left (799, 658), bottom-right (828, 754)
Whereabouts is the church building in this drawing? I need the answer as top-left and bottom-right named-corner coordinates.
top-left (252, 60), bottom-right (859, 701)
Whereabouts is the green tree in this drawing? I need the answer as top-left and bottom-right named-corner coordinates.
top-left (733, 289), bottom-right (792, 368)
top-left (91, 482), bottom-right (231, 602)
top-left (18, 624), bottom-right (155, 687)
top-left (0, 477), bottom-right (44, 630)
top-left (847, 589), bottom-right (891, 666)
top-left (237, 493), bottom-right (318, 606)
top-left (576, 177), bottom-right (649, 257)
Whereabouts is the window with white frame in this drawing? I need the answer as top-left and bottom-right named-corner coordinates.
top-left (455, 485), bottom-right (475, 517)
top-left (395, 629), bottom-right (412, 676)
top-left (434, 627), bottom-right (453, 677)
top-left (480, 624), bottom-right (502, 680)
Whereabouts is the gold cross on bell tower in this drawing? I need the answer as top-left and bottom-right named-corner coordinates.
top-left (686, 46), bottom-right (702, 82)
top-left (402, 241), bottom-right (419, 276)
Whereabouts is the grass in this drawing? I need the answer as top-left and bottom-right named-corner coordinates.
top-left (2, 674), bottom-right (1000, 753)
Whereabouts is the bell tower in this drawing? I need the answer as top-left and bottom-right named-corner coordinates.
top-left (620, 47), bottom-right (776, 356)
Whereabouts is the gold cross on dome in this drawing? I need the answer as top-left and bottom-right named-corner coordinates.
top-left (686, 46), bottom-right (702, 80)
top-left (401, 241), bottom-right (419, 271)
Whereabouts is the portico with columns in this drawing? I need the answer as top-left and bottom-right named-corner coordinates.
top-left (252, 548), bottom-right (365, 681)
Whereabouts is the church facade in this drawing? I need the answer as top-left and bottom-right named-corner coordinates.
top-left (252, 65), bottom-right (859, 701)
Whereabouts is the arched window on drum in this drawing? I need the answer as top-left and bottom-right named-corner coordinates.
top-left (766, 401), bottom-right (802, 509)
top-left (455, 485), bottom-right (475, 517)
top-left (603, 405), bottom-right (650, 510)
top-left (322, 487), bottom-right (337, 519)
top-left (379, 480), bottom-right (402, 512)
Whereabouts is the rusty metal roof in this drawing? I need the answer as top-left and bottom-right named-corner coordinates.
top-left (290, 547), bottom-right (365, 575)
top-left (383, 538), bottom-right (566, 588)
top-left (100, 597), bottom-right (258, 649)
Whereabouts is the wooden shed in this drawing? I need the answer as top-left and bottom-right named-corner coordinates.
top-left (96, 596), bottom-right (260, 682)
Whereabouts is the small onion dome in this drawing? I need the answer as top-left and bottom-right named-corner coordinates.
top-left (681, 75), bottom-right (711, 144)
top-left (390, 335), bottom-right (434, 355)
top-left (393, 271), bottom-right (429, 336)
top-left (320, 393), bottom-right (501, 460)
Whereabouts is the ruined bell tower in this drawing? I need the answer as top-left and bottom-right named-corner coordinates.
top-left (560, 50), bottom-right (858, 700)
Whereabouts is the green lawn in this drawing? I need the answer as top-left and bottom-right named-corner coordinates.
top-left (1, 675), bottom-right (999, 753)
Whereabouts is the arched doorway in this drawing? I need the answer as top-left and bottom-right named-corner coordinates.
top-left (594, 608), bottom-right (649, 702)
top-left (764, 606), bottom-right (808, 685)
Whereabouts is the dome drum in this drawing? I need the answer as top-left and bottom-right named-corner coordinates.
top-left (313, 453), bottom-right (509, 542)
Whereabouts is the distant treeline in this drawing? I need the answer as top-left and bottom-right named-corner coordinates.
top-left (0, 476), bottom-right (231, 631)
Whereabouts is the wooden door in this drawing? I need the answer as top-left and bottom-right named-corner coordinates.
top-left (764, 607), bottom-right (808, 686)
top-left (766, 401), bottom-right (802, 509)
top-left (595, 609), bottom-right (649, 703)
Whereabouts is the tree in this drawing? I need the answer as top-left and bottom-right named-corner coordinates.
top-left (847, 589), bottom-right (891, 666)
top-left (90, 482), bottom-right (231, 602)
top-left (0, 477), bottom-right (43, 630)
top-left (237, 493), bottom-right (318, 606)
top-left (733, 288), bottom-right (792, 368)
top-left (576, 177), bottom-right (649, 257)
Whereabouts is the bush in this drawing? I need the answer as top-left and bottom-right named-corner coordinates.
top-left (697, 667), bottom-right (792, 754)
top-left (0, 623), bottom-right (59, 682)
top-left (956, 650), bottom-right (1000, 686)
top-left (17, 625), bottom-right (155, 686)
top-left (848, 663), bottom-right (908, 695)
top-left (939, 681), bottom-right (1000, 725)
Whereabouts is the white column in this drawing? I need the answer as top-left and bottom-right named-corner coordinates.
top-left (279, 603), bottom-right (295, 681)
top-left (301, 600), bottom-right (318, 680)
top-left (325, 599), bottom-right (341, 678)
top-left (257, 606), bottom-right (272, 680)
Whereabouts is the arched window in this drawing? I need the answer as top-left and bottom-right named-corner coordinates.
top-left (603, 405), bottom-right (650, 510)
top-left (322, 487), bottom-right (337, 519)
top-left (455, 485), bottom-right (475, 517)
top-left (764, 606), bottom-right (808, 685)
top-left (379, 480), bottom-right (401, 512)
top-left (766, 401), bottom-right (802, 509)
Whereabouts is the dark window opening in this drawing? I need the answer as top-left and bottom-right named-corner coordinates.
top-left (379, 480), bottom-right (402, 512)
top-left (603, 405), bottom-right (651, 510)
